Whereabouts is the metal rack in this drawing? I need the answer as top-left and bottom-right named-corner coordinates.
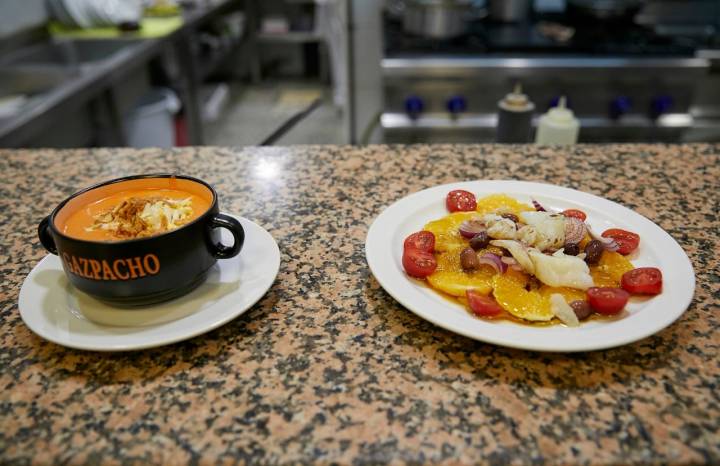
top-left (245, 0), bottom-right (327, 82)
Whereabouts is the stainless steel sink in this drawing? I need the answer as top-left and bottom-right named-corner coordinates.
top-left (0, 37), bottom-right (151, 145)
top-left (0, 38), bottom-right (142, 123)
top-left (1, 39), bottom-right (141, 68)
top-left (0, 66), bottom-right (80, 123)
top-left (0, 67), bottom-right (78, 99)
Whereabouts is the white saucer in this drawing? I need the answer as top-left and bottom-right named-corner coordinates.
top-left (19, 215), bottom-right (280, 351)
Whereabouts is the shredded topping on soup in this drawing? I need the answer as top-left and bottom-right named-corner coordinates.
top-left (86, 196), bottom-right (194, 239)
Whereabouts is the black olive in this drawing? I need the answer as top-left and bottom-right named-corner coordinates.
top-left (469, 231), bottom-right (490, 250)
top-left (460, 247), bottom-right (479, 271)
top-left (563, 242), bottom-right (580, 256)
top-left (584, 240), bottom-right (604, 265)
top-left (570, 300), bottom-right (593, 320)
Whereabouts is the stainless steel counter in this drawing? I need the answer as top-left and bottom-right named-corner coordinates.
top-left (0, 0), bottom-right (243, 148)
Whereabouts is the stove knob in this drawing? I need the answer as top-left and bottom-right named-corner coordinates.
top-left (404, 96), bottom-right (425, 120)
top-left (446, 96), bottom-right (467, 116)
top-left (650, 95), bottom-right (674, 119)
top-left (609, 96), bottom-right (632, 120)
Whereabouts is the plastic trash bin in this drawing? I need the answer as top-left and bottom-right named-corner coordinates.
top-left (125, 88), bottom-right (181, 148)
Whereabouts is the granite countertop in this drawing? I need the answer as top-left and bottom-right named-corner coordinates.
top-left (0, 144), bottom-right (718, 465)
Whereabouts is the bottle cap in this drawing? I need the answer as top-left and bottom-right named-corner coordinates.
top-left (499, 83), bottom-right (535, 112)
top-left (544, 96), bottom-right (576, 124)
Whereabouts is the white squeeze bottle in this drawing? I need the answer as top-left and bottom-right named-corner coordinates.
top-left (534, 96), bottom-right (580, 145)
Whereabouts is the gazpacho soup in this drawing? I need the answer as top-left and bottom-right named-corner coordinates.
top-left (56, 177), bottom-right (213, 242)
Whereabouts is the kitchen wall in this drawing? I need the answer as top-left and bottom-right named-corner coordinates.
top-left (0, 0), bottom-right (48, 38)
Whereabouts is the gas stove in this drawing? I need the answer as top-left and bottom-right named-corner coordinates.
top-left (379, 11), bottom-right (720, 143)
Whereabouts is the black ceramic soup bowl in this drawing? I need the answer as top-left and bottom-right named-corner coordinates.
top-left (37, 174), bottom-right (244, 306)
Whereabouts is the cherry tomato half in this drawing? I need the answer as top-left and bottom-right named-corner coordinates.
top-left (403, 231), bottom-right (435, 253)
top-left (621, 267), bottom-right (663, 295)
top-left (466, 290), bottom-right (503, 317)
top-left (602, 228), bottom-right (640, 255)
top-left (446, 190), bottom-right (477, 213)
top-left (562, 209), bottom-right (587, 222)
top-left (402, 248), bottom-right (437, 278)
top-left (587, 287), bottom-right (629, 315)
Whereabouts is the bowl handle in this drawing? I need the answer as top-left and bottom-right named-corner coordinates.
top-left (38, 216), bottom-right (58, 255)
top-left (207, 213), bottom-right (245, 259)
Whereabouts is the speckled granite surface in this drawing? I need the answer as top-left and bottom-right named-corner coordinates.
top-left (0, 144), bottom-right (718, 465)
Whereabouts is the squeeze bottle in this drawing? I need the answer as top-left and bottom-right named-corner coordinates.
top-left (496, 83), bottom-right (535, 143)
top-left (535, 97), bottom-right (580, 145)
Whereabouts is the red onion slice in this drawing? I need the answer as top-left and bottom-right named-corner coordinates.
top-left (532, 199), bottom-right (547, 212)
top-left (564, 217), bottom-right (586, 245)
top-left (477, 253), bottom-right (507, 274)
top-left (587, 225), bottom-right (620, 252)
top-left (459, 219), bottom-right (486, 239)
top-left (500, 256), bottom-right (518, 265)
top-left (500, 256), bottom-right (524, 272)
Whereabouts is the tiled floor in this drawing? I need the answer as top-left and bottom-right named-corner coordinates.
top-left (204, 80), bottom-right (346, 147)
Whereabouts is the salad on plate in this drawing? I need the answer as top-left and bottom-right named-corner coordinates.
top-left (401, 191), bottom-right (663, 327)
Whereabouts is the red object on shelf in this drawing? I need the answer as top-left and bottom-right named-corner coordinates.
top-left (174, 115), bottom-right (189, 146)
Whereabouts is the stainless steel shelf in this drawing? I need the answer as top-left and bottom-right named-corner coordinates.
top-left (382, 57), bottom-right (711, 79)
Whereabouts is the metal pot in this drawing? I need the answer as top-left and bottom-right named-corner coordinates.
top-left (402, 0), bottom-right (475, 39)
top-left (489, 0), bottom-right (531, 23)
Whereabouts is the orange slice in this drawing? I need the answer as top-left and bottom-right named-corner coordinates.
top-left (427, 248), bottom-right (495, 297)
top-left (589, 251), bottom-right (634, 288)
top-left (476, 194), bottom-right (534, 217)
top-left (492, 268), bottom-right (554, 321)
top-left (538, 285), bottom-right (586, 304)
top-left (423, 211), bottom-right (479, 252)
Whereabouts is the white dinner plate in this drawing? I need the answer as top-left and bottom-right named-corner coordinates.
top-left (19, 215), bottom-right (280, 351)
top-left (366, 180), bottom-right (695, 352)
